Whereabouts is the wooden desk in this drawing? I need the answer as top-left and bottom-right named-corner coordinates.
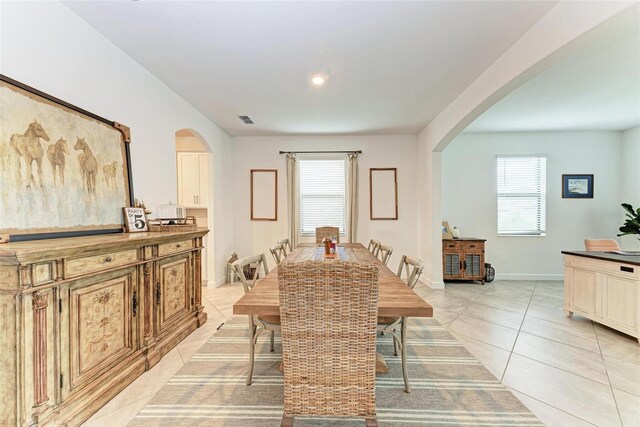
top-left (233, 243), bottom-right (433, 318)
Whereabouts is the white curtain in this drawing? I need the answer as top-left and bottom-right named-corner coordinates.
top-left (285, 153), bottom-right (299, 248)
top-left (346, 152), bottom-right (359, 243)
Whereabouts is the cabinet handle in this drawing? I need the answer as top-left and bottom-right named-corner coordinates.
top-left (469, 245), bottom-right (476, 248)
top-left (196, 195), bottom-right (199, 204)
top-left (463, 260), bottom-right (467, 270)
top-left (104, 256), bottom-right (112, 263)
top-left (193, 195), bottom-right (196, 205)
top-left (620, 266), bottom-right (634, 273)
top-left (156, 282), bottom-right (161, 305)
top-left (176, 244), bottom-right (182, 249)
top-left (132, 291), bottom-right (138, 317)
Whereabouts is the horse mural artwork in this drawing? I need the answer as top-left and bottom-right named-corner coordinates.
top-left (74, 138), bottom-right (98, 194)
top-left (47, 138), bottom-right (69, 186)
top-left (102, 160), bottom-right (118, 189)
top-left (10, 120), bottom-right (50, 189)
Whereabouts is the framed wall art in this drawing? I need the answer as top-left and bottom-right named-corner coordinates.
top-left (0, 75), bottom-right (133, 242)
top-left (370, 167), bottom-right (398, 220)
top-left (250, 169), bottom-right (278, 221)
top-left (562, 174), bottom-right (594, 199)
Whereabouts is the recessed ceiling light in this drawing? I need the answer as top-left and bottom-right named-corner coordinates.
top-left (311, 74), bottom-right (327, 86)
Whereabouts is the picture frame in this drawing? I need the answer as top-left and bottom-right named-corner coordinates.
top-left (369, 168), bottom-right (398, 220)
top-left (442, 221), bottom-right (453, 239)
top-left (0, 74), bottom-right (134, 242)
top-left (250, 169), bottom-right (278, 221)
top-left (562, 174), bottom-right (594, 199)
top-left (123, 207), bottom-right (149, 232)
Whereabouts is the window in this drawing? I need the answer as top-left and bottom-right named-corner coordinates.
top-left (497, 155), bottom-right (546, 236)
top-left (299, 158), bottom-right (346, 236)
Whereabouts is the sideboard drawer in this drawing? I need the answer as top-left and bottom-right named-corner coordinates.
top-left (443, 241), bottom-right (461, 251)
top-left (158, 239), bottom-right (193, 257)
top-left (462, 242), bottom-right (483, 252)
top-left (65, 249), bottom-right (138, 278)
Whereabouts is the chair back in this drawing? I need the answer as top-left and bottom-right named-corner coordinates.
top-left (367, 239), bottom-right (381, 256)
top-left (396, 255), bottom-right (424, 289)
top-left (232, 254), bottom-right (269, 293)
top-left (278, 260), bottom-right (379, 419)
top-left (278, 238), bottom-right (292, 255)
top-left (316, 226), bottom-right (340, 243)
top-left (377, 244), bottom-right (393, 266)
top-left (584, 239), bottom-right (621, 252)
top-left (269, 243), bottom-right (286, 265)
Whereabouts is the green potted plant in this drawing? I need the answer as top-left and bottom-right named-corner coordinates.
top-left (618, 203), bottom-right (640, 241)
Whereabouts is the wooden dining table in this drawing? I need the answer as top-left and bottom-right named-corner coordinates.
top-left (233, 243), bottom-right (433, 319)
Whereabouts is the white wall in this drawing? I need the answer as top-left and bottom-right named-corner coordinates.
top-left (231, 135), bottom-right (419, 272)
top-left (442, 132), bottom-right (623, 280)
top-left (0, 1), bottom-right (235, 284)
top-left (621, 126), bottom-right (640, 250)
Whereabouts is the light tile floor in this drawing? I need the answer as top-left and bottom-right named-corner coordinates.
top-left (84, 280), bottom-right (640, 427)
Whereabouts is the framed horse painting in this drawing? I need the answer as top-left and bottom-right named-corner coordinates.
top-left (0, 75), bottom-right (134, 242)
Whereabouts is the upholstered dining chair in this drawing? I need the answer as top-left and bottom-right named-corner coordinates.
top-left (315, 226), bottom-right (340, 243)
top-left (232, 254), bottom-right (279, 386)
top-left (584, 239), bottom-right (621, 251)
top-left (367, 239), bottom-right (381, 257)
top-left (278, 260), bottom-right (380, 427)
top-left (377, 244), bottom-right (393, 266)
top-left (377, 254), bottom-right (424, 393)
top-left (269, 243), bottom-right (286, 265)
top-left (278, 238), bottom-right (292, 255)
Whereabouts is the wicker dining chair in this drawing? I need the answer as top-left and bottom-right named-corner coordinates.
top-left (278, 260), bottom-right (380, 427)
top-left (278, 238), bottom-right (292, 255)
top-left (376, 254), bottom-right (424, 393)
top-left (315, 226), bottom-right (340, 243)
top-left (377, 244), bottom-right (393, 266)
top-left (232, 254), bottom-right (279, 385)
top-left (270, 243), bottom-right (287, 265)
top-left (584, 239), bottom-right (621, 251)
top-left (367, 239), bottom-right (381, 257)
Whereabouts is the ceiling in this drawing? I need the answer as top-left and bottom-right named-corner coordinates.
top-left (466, 8), bottom-right (640, 133)
top-left (65, 1), bottom-right (557, 136)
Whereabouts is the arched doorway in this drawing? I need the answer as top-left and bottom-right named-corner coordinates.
top-left (175, 129), bottom-right (215, 284)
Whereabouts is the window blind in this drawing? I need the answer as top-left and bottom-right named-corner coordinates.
top-left (497, 155), bottom-right (547, 236)
top-left (299, 159), bottom-right (346, 235)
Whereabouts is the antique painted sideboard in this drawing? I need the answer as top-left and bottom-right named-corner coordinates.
top-left (0, 229), bottom-right (209, 427)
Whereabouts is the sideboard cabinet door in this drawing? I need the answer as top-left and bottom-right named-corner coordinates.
top-left (60, 267), bottom-right (139, 400)
top-left (155, 254), bottom-right (193, 338)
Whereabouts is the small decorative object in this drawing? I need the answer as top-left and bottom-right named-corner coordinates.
top-left (451, 226), bottom-right (461, 239)
top-left (442, 221), bottom-right (453, 239)
top-left (156, 202), bottom-right (186, 224)
top-left (618, 203), bottom-right (640, 241)
top-left (123, 207), bottom-right (148, 232)
top-left (147, 216), bottom-right (197, 232)
top-left (562, 174), bottom-right (594, 198)
top-left (323, 237), bottom-right (331, 255)
top-left (133, 198), bottom-right (152, 215)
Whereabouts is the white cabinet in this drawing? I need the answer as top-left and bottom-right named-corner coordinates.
top-left (177, 152), bottom-right (209, 208)
top-left (564, 254), bottom-right (639, 343)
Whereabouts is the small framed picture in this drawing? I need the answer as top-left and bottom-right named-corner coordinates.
top-left (442, 221), bottom-right (453, 239)
top-left (123, 207), bottom-right (149, 232)
top-left (562, 174), bottom-right (594, 199)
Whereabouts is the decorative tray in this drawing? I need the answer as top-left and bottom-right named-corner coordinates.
top-left (148, 216), bottom-right (197, 232)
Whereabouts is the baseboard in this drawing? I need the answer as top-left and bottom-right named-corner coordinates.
top-left (420, 278), bottom-right (445, 290)
top-left (212, 277), bottom-right (226, 288)
top-left (494, 273), bottom-right (563, 281)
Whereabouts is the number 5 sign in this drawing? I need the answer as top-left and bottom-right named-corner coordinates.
top-left (123, 207), bottom-right (149, 232)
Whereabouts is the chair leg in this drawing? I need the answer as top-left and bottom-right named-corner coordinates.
top-left (365, 418), bottom-right (378, 427)
top-left (247, 323), bottom-right (257, 386)
top-left (270, 329), bottom-right (275, 352)
top-left (401, 317), bottom-right (410, 393)
top-left (392, 330), bottom-right (399, 357)
top-left (281, 414), bottom-right (294, 427)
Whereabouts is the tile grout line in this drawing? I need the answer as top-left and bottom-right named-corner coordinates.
top-left (593, 320), bottom-right (625, 427)
top-left (507, 387), bottom-right (599, 427)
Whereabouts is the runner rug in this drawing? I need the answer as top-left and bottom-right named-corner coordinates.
top-left (129, 316), bottom-right (541, 426)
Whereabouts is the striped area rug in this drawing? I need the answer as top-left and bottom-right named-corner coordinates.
top-left (130, 317), bottom-right (541, 427)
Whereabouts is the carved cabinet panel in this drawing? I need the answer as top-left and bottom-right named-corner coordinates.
top-left (60, 268), bottom-right (139, 400)
top-left (156, 254), bottom-right (193, 337)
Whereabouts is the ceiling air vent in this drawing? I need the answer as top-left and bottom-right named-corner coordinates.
top-left (238, 115), bottom-right (254, 125)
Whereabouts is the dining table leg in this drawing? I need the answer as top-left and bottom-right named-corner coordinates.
top-left (401, 317), bottom-right (410, 393)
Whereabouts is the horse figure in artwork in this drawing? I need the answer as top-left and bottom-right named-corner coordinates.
top-left (10, 120), bottom-right (50, 188)
top-left (102, 161), bottom-right (118, 189)
top-left (74, 138), bottom-right (98, 194)
top-left (47, 138), bottom-right (69, 186)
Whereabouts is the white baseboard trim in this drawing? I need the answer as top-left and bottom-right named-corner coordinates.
top-left (211, 277), bottom-right (226, 288)
top-left (494, 273), bottom-right (563, 281)
top-left (421, 278), bottom-right (445, 290)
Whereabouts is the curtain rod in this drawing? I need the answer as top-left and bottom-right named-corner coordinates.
top-left (279, 150), bottom-right (362, 154)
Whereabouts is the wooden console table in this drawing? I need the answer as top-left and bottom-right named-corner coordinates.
top-left (0, 229), bottom-right (208, 426)
top-left (562, 251), bottom-right (639, 343)
top-left (442, 238), bottom-right (486, 285)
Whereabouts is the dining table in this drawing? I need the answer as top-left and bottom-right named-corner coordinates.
top-left (232, 243), bottom-right (433, 383)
